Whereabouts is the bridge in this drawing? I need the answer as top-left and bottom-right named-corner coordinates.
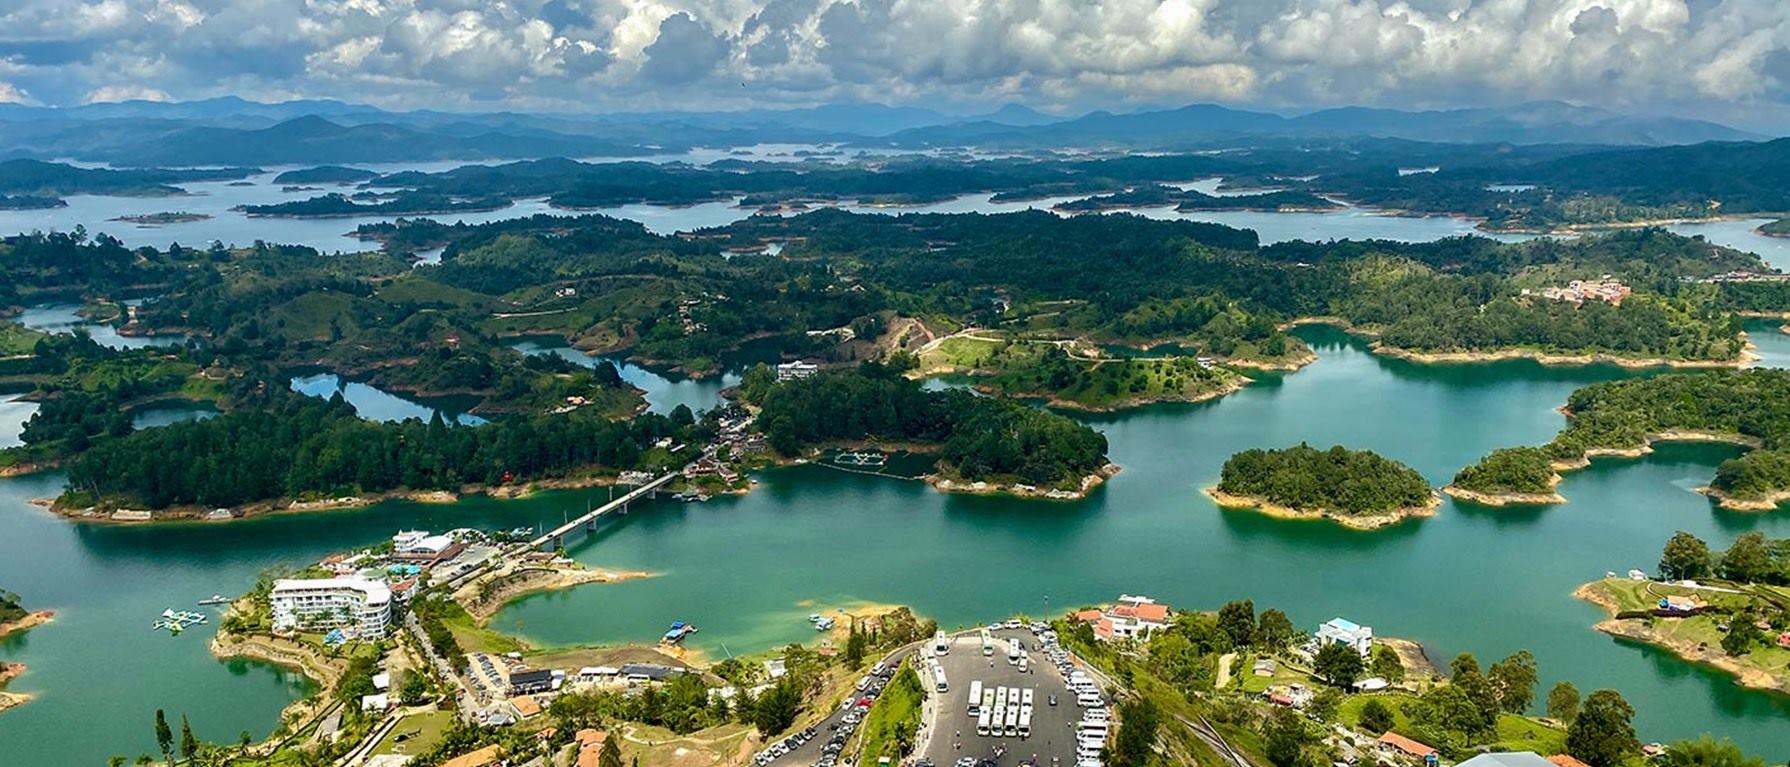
top-left (527, 472), bottom-right (677, 551)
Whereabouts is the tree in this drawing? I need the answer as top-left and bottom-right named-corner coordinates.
top-left (1257, 609), bottom-right (1295, 650)
top-left (1370, 645), bottom-right (1405, 683)
top-left (180, 715), bottom-right (198, 762)
top-left (154, 709), bottom-right (173, 766)
top-left (1109, 698), bottom-right (1160, 767)
top-left (598, 734), bottom-right (623, 767)
top-left (1488, 650), bottom-right (1538, 713)
top-left (1660, 532), bottom-right (1713, 580)
top-left (1718, 532), bottom-right (1774, 583)
top-left (1566, 690), bottom-right (1639, 767)
top-left (1264, 707), bottom-right (1309, 767)
top-left (399, 670), bottom-right (432, 705)
top-left (844, 621), bottom-right (868, 668)
top-left (108, 757), bottom-right (126, 767)
top-left (1313, 642), bottom-right (1363, 687)
top-left (1358, 699), bottom-right (1396, 735)
top-left (1216, 600), bottom-right (1256, 647)
top-left (1309, 688), bottom-right (1343, 722)
top-left (1660, 736), bottom-right (1768, 767)
top-left (753, 677), bottom-right (800, 737)
top-left (1721, 615), bottom-right (1761, 656)
top-left (1547, 681), bottom-right (1581, 724)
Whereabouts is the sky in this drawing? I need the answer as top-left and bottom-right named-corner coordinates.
top-left (0, 0), bottom-right (1786, 129)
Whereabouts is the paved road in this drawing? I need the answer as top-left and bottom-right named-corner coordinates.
top-left (771, 644), bottom-right (921, 766)
top-left (922, 627), bottom-right (1087, 767)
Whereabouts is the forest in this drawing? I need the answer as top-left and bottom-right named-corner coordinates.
top-left (742, 362), bottom-right (1110, 487)
top-left (1216, 444), bottom-right (1434, 515)
top-left (1453, 369), bottom-right (1790, 502)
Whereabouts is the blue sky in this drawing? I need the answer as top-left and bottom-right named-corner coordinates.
top-left (0, 0), bottom-right (1785, 130)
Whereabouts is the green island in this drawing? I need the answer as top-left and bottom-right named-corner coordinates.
top-left (237, 191), bottom-right (511, 218)
top-left (1448, 369), bottom-right (1790, 510)
top-left (0, 194), bottom-right (65, 210)
top-left (914, 333), bottom-right (1252, 411)
top-left (740, 361), bottom-right (1115, 497)
top-left (1209, 444), bottom-right (1440, 529)
top-left (270, 165), bottom-right (381, 185)
top-left (0, 589), bottom-right (51, 714)
top-left (1575, 531), bottom-right (1789, 693)
top-left (110, 211), bottom-right (212, 225)
top-left (1758, 218), bottom-right (1790, 238)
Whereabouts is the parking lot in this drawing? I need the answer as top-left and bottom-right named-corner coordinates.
top-left (759, 647), bottom-right (916, 767)
top-left (919, 622), bottom-right (1104, 767)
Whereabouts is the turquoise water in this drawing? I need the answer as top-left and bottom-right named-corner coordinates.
top-left (4, 327), bottom-right (1790, 764)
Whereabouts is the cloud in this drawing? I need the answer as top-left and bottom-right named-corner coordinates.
top-left (86, 84), bottom-right (170, 103)
top-left (0, 80), bottom-right (32, 104)
top-left (0, 0), bottom-right (1778, 126)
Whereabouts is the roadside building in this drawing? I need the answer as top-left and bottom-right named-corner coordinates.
top-left (575, 729), bottom-right (609, 767)
top-left (392, 529), bottom-right (464, 564)
top-left (269, 576), bottom-right (392, 639)
top-left (1376, 732), bottom-right (1439, 767)
top-left (1545, 755), bottom-right (1593, 767)
top-left (508, 668), bottom-right (557, 695)
top-left (1315, 617), bottom-right (1374, 657)
top-left (1457, 753), bottom-right (1558, 767)
top-left (509, 695), bottom-right (543, 720)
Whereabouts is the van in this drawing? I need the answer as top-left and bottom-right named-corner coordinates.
top-left (1077, 692), bottom-right (1103, 707)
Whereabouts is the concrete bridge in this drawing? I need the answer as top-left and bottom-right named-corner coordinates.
top-left (528, 472), bottom-right (677, 551)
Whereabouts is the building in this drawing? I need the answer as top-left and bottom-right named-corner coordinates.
top-left (575, 729), bottom-right (609, 767)
top-left (1546, 755), bottom-right (1593, 767)
top-left (775, 360), bottom-right (821, 381)
top-left (1315, 617), bottom-right (1374, 657)
top-left (440, 745), bottom-right (502, 767)
top-left (508, 668), bottom-right (557, 695)
top-left (1457, 753), bottom-right (1558, 767)
top-left (269, 576), bottom-right (392, 639)
top-left (1531, 276), bottom-right (1631, 306)
top-left (1376, 732), bottom-right (1439, 767)
top-left (391, 530), bottom-right (464, 564)
top-left (1073, 595), bottom-right (1173, 641)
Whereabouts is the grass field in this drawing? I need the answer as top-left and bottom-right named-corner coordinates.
top-left (436, 601), bottom-right (527, 656)
top-left (371, 709), bottom-right (456, 757)
top-left (1337, 693), bottom-right (1565, 753)
top-left (920, 334), bottom-right (1241, 409)
top-left (0, 320), bottom-right (44, 356)
top-left (856, 661), bottom-right (927, 765)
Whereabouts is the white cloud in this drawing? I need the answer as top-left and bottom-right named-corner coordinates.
top-left (0, 0), bottom-right (1777, 122)
top-left (0, 80), bottom-right (32, 103)
top-left (86, 84), bottom-right (170, 102)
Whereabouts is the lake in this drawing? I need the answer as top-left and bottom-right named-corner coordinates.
top-left (4, 326), bottom-right (1790, 765)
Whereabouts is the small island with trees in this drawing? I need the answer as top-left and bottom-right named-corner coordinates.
top-left (1576, 530), bottom-right (1789, 692)
top-left (1208, 443), bottom-right (1440, 529)
top-left (0, 589), bottom-right (52, 714)
top-left (1450, 369), bottom-right (1790, 511)
top-left (109, 212), bottom-right (212, 225)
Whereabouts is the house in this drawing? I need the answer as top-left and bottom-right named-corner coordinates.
top-left (619, 663), bottom-right (691, 683)
top-left (1456, 753), bottom-right (1558, 767)
top-left (508, 668), bottom-right (557, 695)
top-left (1776, 631), bottom-right (1790, 648)
top-left (1253, 658), bottom-right (1277, 677)
top-left (269, 576), bottom-right (392, 639)
top-left (440, 745), bottom-right (503, 767)
top-left (775, 360), bottom-right (821, 381)
top-left (575, 729), bottom-right (609, 767)
top-left (510, 695), bottom-right (543, 720)
top-left (1074, 595), bottom-right (1173, 641)
top-left (1376, 732), bottom-right (1438, 766)
top-left (577, 666), bottom-right (620, 684)
top-left (360, 693), bottom-right (390, 712)
top-left (1546, 755), bottom-right (1593, 767)
top-left (1315, 617), bottom-right (1373, 657)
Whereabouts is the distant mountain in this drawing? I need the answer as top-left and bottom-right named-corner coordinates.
top-left (75, 116), bottom-right (657, 166)
top-left (877, 100), bottom-right (1758, 149)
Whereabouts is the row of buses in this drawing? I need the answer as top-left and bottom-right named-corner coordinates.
top-left (966, 680), bottom-right (1034, 738)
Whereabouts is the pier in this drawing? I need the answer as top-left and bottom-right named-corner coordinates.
top-left (527, 473), bottom-right (677, 552)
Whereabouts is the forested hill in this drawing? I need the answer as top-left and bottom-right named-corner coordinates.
top-left (1216, 444), bottom-right (1434, 515)
top-left (1492, 137), bottom-right (1790, 212)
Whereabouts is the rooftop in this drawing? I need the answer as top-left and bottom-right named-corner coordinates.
top-left (1457, 753), bottom-right (1557, 767)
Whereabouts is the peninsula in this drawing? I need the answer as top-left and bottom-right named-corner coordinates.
top-left (1209, 444), bottom-right (1440, 529)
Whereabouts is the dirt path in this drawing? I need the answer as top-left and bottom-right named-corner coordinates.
top-left (1215, 652), bottom-right (1236, 689)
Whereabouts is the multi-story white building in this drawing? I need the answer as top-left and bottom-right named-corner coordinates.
top-left (1315, 617), bottom-right (1373, 657)
top-left (270, 576), bottom-right (392, 639)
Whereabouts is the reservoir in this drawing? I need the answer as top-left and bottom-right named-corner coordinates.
top-left (3, 326), bottom-right (1790, 765)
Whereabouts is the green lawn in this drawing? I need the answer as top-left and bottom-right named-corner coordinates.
top-left (372, 710), bottom-right (456, 756)
top-left (857, 661), bottom-right (928, 765)
top-left (437, 601), bottom-right (526, 655)
top-left (0, 320), bottom-right (44, 356)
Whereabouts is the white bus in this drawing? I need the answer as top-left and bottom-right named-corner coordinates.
top-left (1003, 705), bottom-right (1020, 736)
top-left (933, 630), bottom-right (949, 656)
top-left (934, 666), bottom-right (948, 693)
top-left (1006, 638), bottom-right (1022, 663)
top-left (981, 688), bottom-right (995, 712)
top-left (967, 681), bottom-right (984, 715)
top-left (1021, 688), bottom-right (1035, 707)
top-left (995, 686), bottom-right (1009, 709)
top-left (976, 707), bottom-right (992, 736)
top-left (980, 629), bottom-right (994, 656)
top-left (1017, 709), bottom-right (1033, 738)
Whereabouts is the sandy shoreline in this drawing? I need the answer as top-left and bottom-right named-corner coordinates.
top-left (1288, 317), bottom-right (1756, 369)
top-left (1455, 430), bottom-right (1768, 509)
top-left (457, 564), bottom-right (653, 621)
top-left (0, 610), bottom-right (54, 640)
top-left (0, 662), bottom-right (31, 714)
top-left (1205, 487), bottom-right (1441, 530)
top-left (929, 462), bottom-right (1121, 501)
top-left (1574, 581), bottom-right (1789, 692)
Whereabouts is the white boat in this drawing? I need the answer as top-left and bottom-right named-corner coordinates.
top-left (815, 617), bottom-right (835, 631)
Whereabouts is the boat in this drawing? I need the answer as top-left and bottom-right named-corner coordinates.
top-left (198, 595), bottom-right (231, 605)
top-left (815, 617), bottom-right (835, 631)
top-left (662, 621), bottom-right (698, 644)
top-left (809, 613), bottom-right (822, 623)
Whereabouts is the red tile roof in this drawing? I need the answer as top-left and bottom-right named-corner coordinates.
top-left (1132, 603), bottom-right (1170, 622)
top-left (1548, 755), bottom-right (1592, 767)
top-left (1377, 732), bottom-right (1436, 757)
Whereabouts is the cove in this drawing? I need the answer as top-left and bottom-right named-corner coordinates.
top-left (5, 329), bottom-right (1790, 764)
top-left (288, 371), bottom-right (486, 425)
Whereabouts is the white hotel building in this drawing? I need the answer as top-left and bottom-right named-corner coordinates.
top-left (269, 576), bottom-right (393, 639)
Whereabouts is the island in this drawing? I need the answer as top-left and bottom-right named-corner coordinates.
top-left (1451, 369), bottom-right (1790, 510)
top-left (0, 194), bottom-right (65, 210)
top-left (1208, 444), bottom-right (1440, 529)
top-left (271, 165), bottom-right (380, 185)
top-left (1575, 531), bottom-right (1788, 692)
top-left (0, 589), bottom-right (52, 714)
top-left (109, 211), bottom-right (212, 225)
top-left (237, 191), bottom-right (509, 218)
top-left (913, 333), bottom-right (1251, 411)
top-left (741, 362), bottom-right (1117, 499)
top-left (1755, 218), bottom-right (1789, 239)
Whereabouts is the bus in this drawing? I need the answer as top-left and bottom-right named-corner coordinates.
top-left (981, 688), bottom-right (995, 713)
top-left (967, 681), bottom-right (984, 715)
top-left (995, 686), bottom-right (1008, 709)
top-left (976, 707), bottom-right (992, 736)
top-left (980, 629), bottom-right (994, 656)
top-left (1007, 638), bottom-right (1022, 663)
top-left (1003, 705), bottom-right (1020, 736)
top-left (1017, 709), bottom-right (1033, 738)
top-left (934, 666), bottom-right (948, 693)
top-left (933, 630), bottom-right (949, 656)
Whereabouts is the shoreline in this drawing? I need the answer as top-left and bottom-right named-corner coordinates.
top-left (1441, 484), bottom-right (1567, 507)
top-left (928, 462), bottom-right (1121, 501)
top-left (0, 662), bottom-right (31, 715)
top-left (209, 631), bottom-right (347, 747)
top-left (1287, 317), bottom-right (1756, 369)
top-left (1205, 487), bottom-right (1441, 530)
top-left (456, 564), bottom-right (654, 622)
top-left (1573, 581), bottom-right (1790, 693)
top-left (974, 375), bottom-right (1250, 413)
top-left (1697, 486), bottom-right (1790, 512)
top-left (0, 610), bottom-right (54, 640)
